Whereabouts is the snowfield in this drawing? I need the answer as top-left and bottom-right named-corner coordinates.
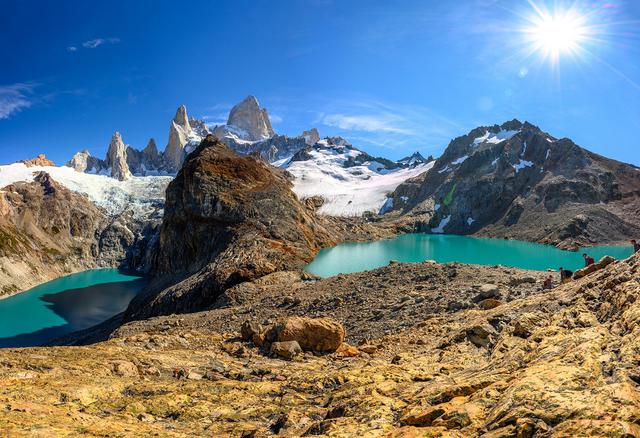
top-left (0, 163), bottom-right (172, 218)
top-left (281, 147), bottom-right (434, 217)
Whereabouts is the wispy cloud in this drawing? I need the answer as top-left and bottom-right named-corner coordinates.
top-left (67, 38), bottom-right (120, 52)
top-left (321, 113), bottom-right (412, 135)
top-left (82, 37), bottom-right (120, 49)
top-left (308, 97), bottom-right (464, 153)
top-left (0, 83), bottom-right (37, 119)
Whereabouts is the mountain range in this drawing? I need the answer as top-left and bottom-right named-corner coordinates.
top-left (1, 96), bottom-right (639, 297)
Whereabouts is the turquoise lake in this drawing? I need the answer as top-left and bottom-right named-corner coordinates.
top-left (0, 269), bottom-right (147, 348)
top-left (306, 234), bottom-right (634, 277)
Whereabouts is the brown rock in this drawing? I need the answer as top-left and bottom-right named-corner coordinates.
top-left (270, 341), bottom-right (302, 360)
top-left (478, 298), bottom-right (503, 310)
top-left (274, 317), bottom-right (345, 352)
top-left (573, 255), bottom-right (616, 280)
top-left (19, 154), bottom-right (55, 167)
top-left (110, 360), bottom-right (139, 377)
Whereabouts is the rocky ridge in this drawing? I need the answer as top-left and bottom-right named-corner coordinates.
top-left (387, 120), bottom-right (640, 249)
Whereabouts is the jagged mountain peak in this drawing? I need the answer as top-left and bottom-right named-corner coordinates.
top-left (224, 95), bottom-right (275, 141)
top-left (173, 105), bottom-right (190, 131)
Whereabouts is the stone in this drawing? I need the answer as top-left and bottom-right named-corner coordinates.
top-left (270, 341), bottom-right (302, 360)
top-left (513, 312), bottom-right (547, 338)
top-left (478, 298), bottom-right (503, 310)
top-left (240, 320), bottom-right (264, 342)
top-left (466, 322), bottom-right (497, 348)
top-left (400, 406), bottom-right (446, 426)
top-left (473, 284), bottom-right (501, 302)
top-left (510, 276), bottom-right (537, 286)
top-left (273, 317), bottom-right (345, 352)
top-left (110, 360), bottom-right (139, 377)
top-left (573, 255), bottom-right (616, 280)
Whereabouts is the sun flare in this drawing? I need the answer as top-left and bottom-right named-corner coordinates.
top-left (522, 3), bottom-right (590, 64)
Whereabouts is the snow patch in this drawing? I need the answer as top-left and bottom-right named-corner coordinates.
top-left (431, 215), bottom-right (451, 234)
top-left (434, 203), bottom-right (441, 211)
top-left (438, 166), bottom-right (451, 174)
top-left (513, 160), bottom-right (534, 173)
top-left (452, 155), bottom-right (468, 165)
top-left (473, 129), bottom-right (519, 145)
top-left (283, 146), bottom-right (434, 217)
top-left (467, 217), bottom-right (475, 226)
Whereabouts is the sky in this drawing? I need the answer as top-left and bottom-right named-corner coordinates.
top-left (1, 0), bottom-right (639, 165)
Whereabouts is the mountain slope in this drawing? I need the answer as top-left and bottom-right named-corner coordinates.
top-left (280, 137), bottom-right (434, 216)
top-left (389, 120), bottom-right (640, 249)
top-left (0, 161), bottom-right (172, 295)
top-left (0, 172), bottom-right (107, 297)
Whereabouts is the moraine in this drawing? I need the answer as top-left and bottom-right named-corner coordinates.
top-left (0, 269), bottom-right (147, 348)
top-left (306, 234), bottom-right (634, 277)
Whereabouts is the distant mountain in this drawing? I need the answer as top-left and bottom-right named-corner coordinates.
top-left (66, 106), bottom-right (206, 180)
top-left (387, 120), bottom-right (640, 249)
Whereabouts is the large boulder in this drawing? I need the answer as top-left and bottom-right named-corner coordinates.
top-left (272, 317), bottom-right (345, 352)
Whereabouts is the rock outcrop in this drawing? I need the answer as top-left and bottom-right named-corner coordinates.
top-left (105, 132), bottom-right (132, 181)
top-left (66, 150), bottom-right (104, 173)
top-left (389, 120), bottom-right (640, 248)
top-left (123, 135), bottom-right (335, 320)
top-left (163, 105), bottom-right (192, 172)
top-left (301, 128), bottom-right (320, 145)
top-left (19, 154), bottom-right (55, 167)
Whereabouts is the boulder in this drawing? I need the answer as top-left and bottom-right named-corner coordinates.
top-left (273, 317), bottom-right (345, 352)
top-left (240, 320), bottom-right (264, 346)
top-left (111, 360), bottom-right (139, 377)
top-left (473, 284), bottom-right (501, 302)
top-left (573, 256), bottom-right (616, 280)
top-left (270, 341), bottom-right (302, 360)
top-left (512, 312), bottom-right (548, 338)
top-left (478, 298), bottom-right (503, 310)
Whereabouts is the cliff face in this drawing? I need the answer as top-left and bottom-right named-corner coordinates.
top-left (389, 120), bottom-right (640, 249)
top-left (0, 172), bottom-right (107, 297)
top-left (124, 135), bottom-right (335, 320)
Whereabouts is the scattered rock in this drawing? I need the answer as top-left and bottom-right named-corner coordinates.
top-left (473, 284), bottom-right (501, 302)
top-left (270, 341), bottom-right (302, 360)
top-left (478, 298), bottom-right (503, 310)
top-left (110, 360), bottom-right (139, 377)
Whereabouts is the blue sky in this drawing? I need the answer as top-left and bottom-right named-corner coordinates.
top-left (1, 0), bottom-right (639, 165)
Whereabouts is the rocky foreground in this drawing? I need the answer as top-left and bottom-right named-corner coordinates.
top-left (1, 253), bottom-right (639, 436)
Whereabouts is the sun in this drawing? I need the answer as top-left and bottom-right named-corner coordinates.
top-left (522, 3), bottom-right (590, 64)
